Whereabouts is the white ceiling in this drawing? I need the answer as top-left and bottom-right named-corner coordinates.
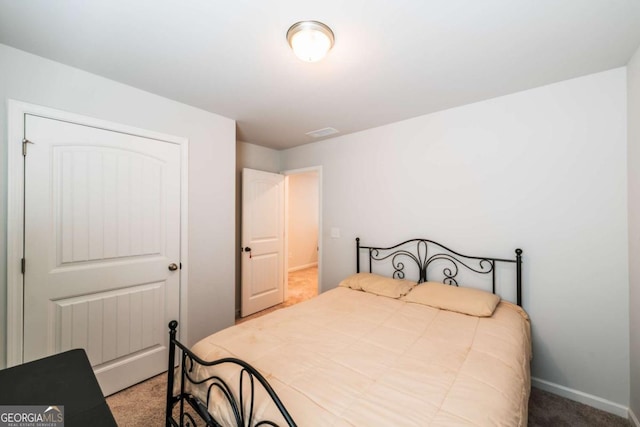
top-left (1, 0), bottom-right (639, 150)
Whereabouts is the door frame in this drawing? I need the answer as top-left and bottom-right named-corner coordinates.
top-left (6, 100), bottom-right (189, 367)
top-left (282, 166), bottom-right (323, 297)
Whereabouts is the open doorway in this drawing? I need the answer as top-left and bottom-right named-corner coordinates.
top-left (236, 166), bottom-right (321, 324)
top-left (285, 167), bottom-right (321, 305)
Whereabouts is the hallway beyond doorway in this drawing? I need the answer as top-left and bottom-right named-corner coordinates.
top-left (236, 266), bottom-right (318, 324)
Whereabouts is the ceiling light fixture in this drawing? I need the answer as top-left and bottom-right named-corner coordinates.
top-left (287, 21), bottom-right (335, 62)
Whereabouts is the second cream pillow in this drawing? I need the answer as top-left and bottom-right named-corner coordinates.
top-left (403, 281), bottom-right (500, 317)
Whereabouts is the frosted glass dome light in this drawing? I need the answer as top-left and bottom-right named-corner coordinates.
top-left (287, 21), bottom-right (335, 62)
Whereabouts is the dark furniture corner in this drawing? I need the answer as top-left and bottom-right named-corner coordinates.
top-left (0, 348), bottom-right (117, 427)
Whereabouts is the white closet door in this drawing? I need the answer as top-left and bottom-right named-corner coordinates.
top-left (23, 114), bottom-right (181, 395)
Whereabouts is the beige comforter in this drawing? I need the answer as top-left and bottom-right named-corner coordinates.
top-left (187, 287), bottom-right (531, 426)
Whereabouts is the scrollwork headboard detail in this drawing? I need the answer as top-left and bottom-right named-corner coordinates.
top-left (356, 237), bottom-right (523, 306)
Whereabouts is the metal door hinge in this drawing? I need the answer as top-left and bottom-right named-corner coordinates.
top-left (21, 258), bottom-right (25, 274)
top-left (22, 138), bottom-right (34, 156)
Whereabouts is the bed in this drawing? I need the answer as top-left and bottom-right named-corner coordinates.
top-left (166, 237), bottom-right (530, 426)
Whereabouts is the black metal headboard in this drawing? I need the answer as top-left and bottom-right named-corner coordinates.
top-left (356, 237), bottom-right (523, 306)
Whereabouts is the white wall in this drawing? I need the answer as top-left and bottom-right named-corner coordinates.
top-left (281, 69), bottom-right (630, 409)
top-left (237, 142), bottom-right (281, 174)
top-left (287, 172), bottom-right (319, 270)
top-left (0, 44), bottom-right (237, 367)
top-left (628, 44), bottom-right (640, 424)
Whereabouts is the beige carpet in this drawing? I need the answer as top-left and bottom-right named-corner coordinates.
top-left (107, 372), bottom-right (167, 426)
top-left (108, 378), bottom-right (631, 426)
top-left (107, 267), bottom-right (630, 426)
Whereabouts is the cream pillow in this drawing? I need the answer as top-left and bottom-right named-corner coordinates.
top-left (339, 273), bottom-right (416, 298)
top-left (338, 272), bottom-right (368, 290)
top-left (403, 281), bottom-right (500, 317)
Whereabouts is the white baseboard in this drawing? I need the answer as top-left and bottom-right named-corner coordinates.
top-left (630, 407), bottom-right (640, 427)
top-left (532, 377), bottom-right (629, 418)
top-left (288, 262), bottom-right (318, 273)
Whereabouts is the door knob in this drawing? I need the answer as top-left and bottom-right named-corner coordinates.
top-left (168, 263), bottom-right (179, 271)
top-left (244, 247), bottom-right (251, 252)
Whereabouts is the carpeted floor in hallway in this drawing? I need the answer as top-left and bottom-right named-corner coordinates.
top-left (236, 266), bottom-right (318, 324)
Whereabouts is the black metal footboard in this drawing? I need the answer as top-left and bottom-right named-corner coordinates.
top-left (166, 321), bottom-right (297, 427)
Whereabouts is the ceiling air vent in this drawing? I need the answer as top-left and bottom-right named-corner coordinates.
top-left (305, 127), bottom-right (339, 138)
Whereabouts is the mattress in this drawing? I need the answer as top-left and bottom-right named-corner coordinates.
top-left (186, 286), bottom-right (531, 426)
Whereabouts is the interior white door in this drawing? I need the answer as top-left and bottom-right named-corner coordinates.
top-left (23, 114), bottom-right (181, 396)
top-left (241, 168), bottom-right (285, 317)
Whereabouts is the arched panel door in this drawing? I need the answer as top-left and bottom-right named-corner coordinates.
top-left (23, 114), bottom-right (181, 395)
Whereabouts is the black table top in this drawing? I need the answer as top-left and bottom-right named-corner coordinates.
top-left (0, 349), bottom-right (117, 427)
